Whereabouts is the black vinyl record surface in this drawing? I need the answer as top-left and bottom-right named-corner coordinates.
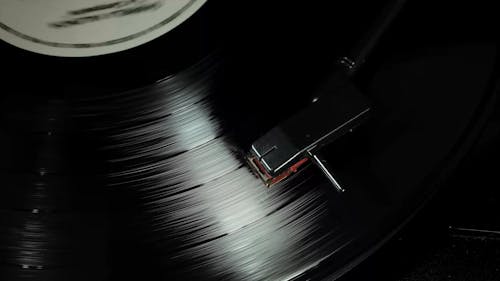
top-left (1, 1), bottom-right (499, 280)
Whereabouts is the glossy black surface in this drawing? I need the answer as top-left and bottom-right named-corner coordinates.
top-left (1, 1), bottom-right (499, 280)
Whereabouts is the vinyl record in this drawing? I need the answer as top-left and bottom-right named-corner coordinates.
top-left (1, 1), bottom-right (499, 281)
top-left (2, 44), bottom-right (497, 280)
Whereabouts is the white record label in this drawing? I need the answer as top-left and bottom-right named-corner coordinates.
top-left (0, 0), bottom-right (207, 57)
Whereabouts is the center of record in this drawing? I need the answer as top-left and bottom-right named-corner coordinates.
top-left (0, 0), bottom-right (207, 57)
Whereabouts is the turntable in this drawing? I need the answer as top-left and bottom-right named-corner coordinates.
top-left (1, 1), bottom-right (498, 280)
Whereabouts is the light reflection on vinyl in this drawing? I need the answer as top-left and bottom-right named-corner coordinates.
top-left (71, 56), bottom-right (354, 280)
